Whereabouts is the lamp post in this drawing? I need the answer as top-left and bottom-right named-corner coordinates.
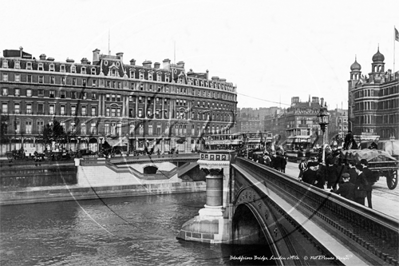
top-left (318, 104), bottom-right (330, 164)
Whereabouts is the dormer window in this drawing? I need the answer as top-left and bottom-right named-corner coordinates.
top-left (81, 67), bottom-right (86, 74)
top-left (91, 67), bottom-right (96, 75)
top-left (2, 60), bottom-right (8, 68)
top-left (165, 75), bottom-right (170, 83)
top-left (60, 65), bottom-right (65, 72)
top-left (157, 73), bottom-right (162, 81)
top-left (26, 62), bottom-right (32, 70)
top-left (49, 64), bottom-right (55, 71)
top-left (139, 72), bottom-right (144, 80)
top-left (130, 70), bottom-right (135, 79)
top-left (38, 63), bottom-right (44, 71)
top-left (14, 60), bottom-right (20, 69)
top-left (148, 73), bottom-right (153, 81)
top-left (71, 65), bottom-right (76, 73)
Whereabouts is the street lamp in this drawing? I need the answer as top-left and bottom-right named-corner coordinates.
top-left (318, 104), bottom-right (329, 164)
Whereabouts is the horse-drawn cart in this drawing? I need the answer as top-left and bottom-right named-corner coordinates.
top-left (340, 149), bottom-right (398, 190)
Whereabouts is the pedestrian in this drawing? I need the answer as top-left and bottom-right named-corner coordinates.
top-left (302, 161), bottom-right (325, 189)
top-left (280, 152), bottom-right (287, 173)
top-left (346, 160), bottom-right (357, 184)
top-left (263, 152), bottom-right (272, 167)
top-left (298, 157), bottom-right (307, 180)
top-left (325, 158), bottom-right (340, 190)
top-left (332, 173), bottom-right (356, 201)
top-left (360, 159), bottom-right (375, 208)
top-left (354, 163), bottom-right (368, 206)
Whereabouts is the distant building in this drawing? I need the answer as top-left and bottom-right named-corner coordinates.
top-left (237, 107), bottom-right (281, 133)
top-left (348, 48), bottom-right (399, 140)
top-left (328, 108), bottom-right (349, 141)
top-left (284, 96), bottom-right (323, 138)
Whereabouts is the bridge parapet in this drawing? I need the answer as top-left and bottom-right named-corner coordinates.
top-left (234, 158), bottom-right (399, 265)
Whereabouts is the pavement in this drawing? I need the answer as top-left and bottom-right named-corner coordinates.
top-left (285, 162), bottom-right (399, 221)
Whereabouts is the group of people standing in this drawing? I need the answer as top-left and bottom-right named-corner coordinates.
top-left (298, 156), bottom-right (376, 208)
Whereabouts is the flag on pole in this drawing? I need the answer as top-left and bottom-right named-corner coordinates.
top-left (395, 27), bottom-right (399, 42)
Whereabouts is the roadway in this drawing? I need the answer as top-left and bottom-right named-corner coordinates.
top-left (284, 161), bottom-right (399, 220)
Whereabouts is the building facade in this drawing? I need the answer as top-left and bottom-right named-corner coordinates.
top-left (348, 49), bottom-right (399, 140)
top-left (0, 47), bottom-right (237, 155)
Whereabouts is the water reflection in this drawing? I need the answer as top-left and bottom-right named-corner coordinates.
top-left (1, 193), bottom-right (274, 266)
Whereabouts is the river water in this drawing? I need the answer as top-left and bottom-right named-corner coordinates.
top-left (0, 193), bottom-right (274, 266)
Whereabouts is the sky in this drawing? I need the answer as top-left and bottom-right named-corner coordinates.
top-left (2, 0), bottom-right (399, 110)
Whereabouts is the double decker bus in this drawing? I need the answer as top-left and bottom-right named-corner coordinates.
top-left (244, 131), bottom-right (264, 150)
top-left (204, 133), bottom-right (245, 151)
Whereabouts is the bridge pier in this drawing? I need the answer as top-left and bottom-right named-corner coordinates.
top-left (177, 150), bottom-right (235, 244)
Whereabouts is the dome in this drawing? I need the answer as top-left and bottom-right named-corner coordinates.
top-left (350, 59), bottom-right (361, 71)
top-left (372, 48), bottom-right (385, 62)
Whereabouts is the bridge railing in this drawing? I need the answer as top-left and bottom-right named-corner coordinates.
top-left (234, 157), bottom-right (399, 263)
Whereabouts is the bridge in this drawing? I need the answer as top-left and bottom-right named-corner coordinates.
top-left (177, 150), bottom-right (399, 266)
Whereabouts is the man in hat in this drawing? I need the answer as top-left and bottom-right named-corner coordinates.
top-left (298, 157), bottom-right (307, 180)
top-left (360, 159), bottom-right (375, 208)
top-left (354, 163), bottom-right (368, 206)
top-left (302, 161), bottom-right (325, 189)
top-left (324, 157), bottom-right (340, 190)
top-left (332, 173), bottom-right (356, 201)
top-left (346, 160), bottom-right (357, 184)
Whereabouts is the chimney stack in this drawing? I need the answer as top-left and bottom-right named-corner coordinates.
top-left (130, 59), bottom-right (136, 66)
top-left (154, 62), bottom-right (160, 69)
top-left (92, 48), bottom-right (100, 64)
top-left (163, 59), bottom-right (171, 70)
top-left (142, 60), bottom-right (152, 68)
top-left (39, 54), bottom-right (46, 60)
top-left (116, 52), bottom-right (124, 62)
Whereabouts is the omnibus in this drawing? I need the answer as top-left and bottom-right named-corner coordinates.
top-left (284, 135), bottom-right (318, 162)
top-left (204, 133), bottom-right (245, 151)
top-left (244, 131), bottom-right (264, 150)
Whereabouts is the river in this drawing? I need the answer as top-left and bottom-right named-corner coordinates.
top-left (0, 192), bottom-right (274, 266)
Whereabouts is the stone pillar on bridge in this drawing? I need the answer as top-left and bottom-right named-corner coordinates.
top-left (177, 150), bottom-right (235, 244)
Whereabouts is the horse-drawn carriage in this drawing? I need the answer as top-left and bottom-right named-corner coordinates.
top-left (340, 149), bottom-right (398, 190)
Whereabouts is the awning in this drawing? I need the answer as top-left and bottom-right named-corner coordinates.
top-left (176, 137), bottom-right (186, 144)
top-left (106, 137), bottom-right (128, 147)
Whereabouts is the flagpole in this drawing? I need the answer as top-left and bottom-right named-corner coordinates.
top-left (394, 26), bottom-right (396, 73)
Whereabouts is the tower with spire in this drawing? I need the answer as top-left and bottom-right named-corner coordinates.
top-left (347, 47), bottom-right (399, 140)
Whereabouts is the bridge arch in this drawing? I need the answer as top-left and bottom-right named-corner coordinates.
top-left (233, 186), bottom-right (282, 259)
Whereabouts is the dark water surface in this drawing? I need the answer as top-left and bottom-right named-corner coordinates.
top-left (0, 193), bottom-right (274, 266)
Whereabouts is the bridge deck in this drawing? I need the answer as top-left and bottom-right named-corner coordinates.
top-left (233, 158), bottom-right (399, 265)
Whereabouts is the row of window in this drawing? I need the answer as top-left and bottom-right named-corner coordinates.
top-left (1, 60), bottom-right (235, 92)
top-left (354, 114), bottom-right (399, 124)
top-left (1, 71), bottom-right (237, 102)
top-left (1, 100), bottom-right (234, 122)
top-left (354, 98), bottom-right (399, 111)
top-left (3, 119), bottom-right (231, 137)
top-left (353, 85), bottom-right (399, 98)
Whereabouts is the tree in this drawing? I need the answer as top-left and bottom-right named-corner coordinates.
top-left (42, 120), bottom-right (66, 150)
top-left (0, 114), bottom-right (9, 144)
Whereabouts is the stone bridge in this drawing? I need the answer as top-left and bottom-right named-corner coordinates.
top-left (177, 150), bottom-right (399, 266)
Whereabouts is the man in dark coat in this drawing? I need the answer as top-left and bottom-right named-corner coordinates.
top-left (324, 158), bottom-right (340, 190)
top-left (302, 161), bottom-right (325, 189)
top-left (332, 173), bottom-right (356, 201)
top-left (360, 159), bottom-right (375, 208)
top-left (354, 163), bottom-right (368, 206)
top-left (298, 158), bottom-right (307, 180)
top-left (346, 160), bottom-right (358, 184)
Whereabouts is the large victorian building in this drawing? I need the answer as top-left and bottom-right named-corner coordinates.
top-left (348, 49), bottom-right (399, 140)
top-left (0, 47), bottom-right (237, 155)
